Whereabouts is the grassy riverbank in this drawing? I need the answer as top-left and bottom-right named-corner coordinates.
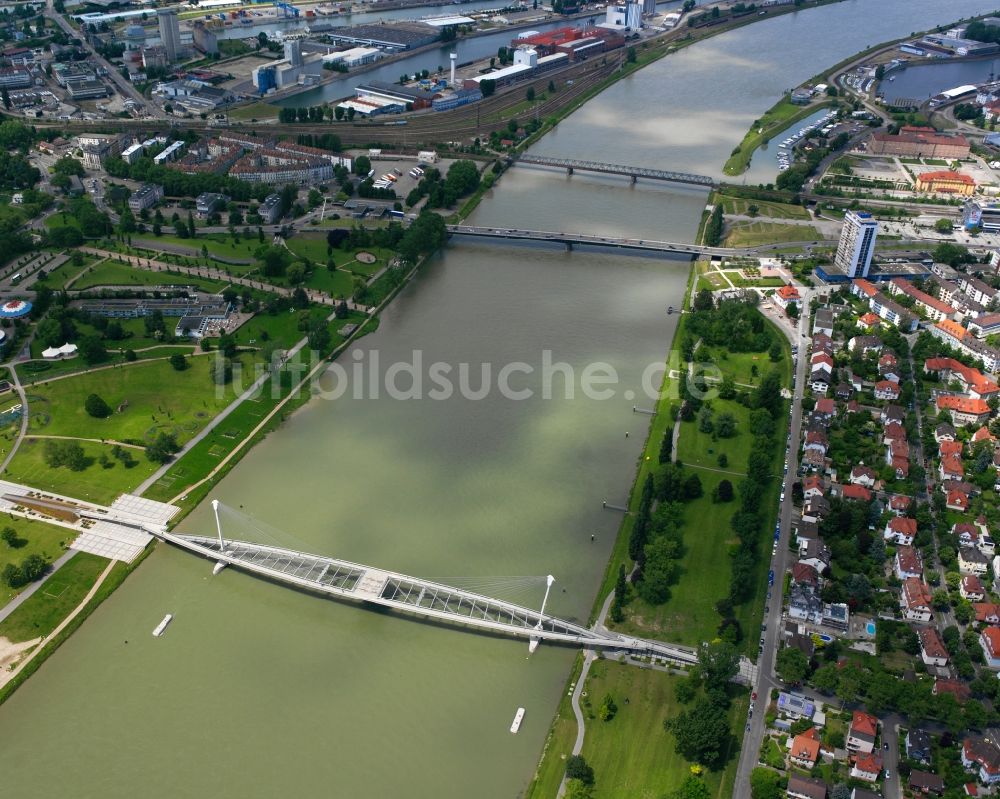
top-left (0, 549), bottom-right (146, 706)
top-left (723, 99), bottom-right (839, 177)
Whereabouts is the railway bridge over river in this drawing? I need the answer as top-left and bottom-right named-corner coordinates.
top-left (150, 502), bottom-right (756, 681)
top-left (515, 155), bottom-right (716, 188)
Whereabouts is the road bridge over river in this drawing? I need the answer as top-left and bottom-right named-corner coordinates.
top-left (446, 224), bottom-right (835, 257)
top-left (151, 502), bottom-right (756, 681)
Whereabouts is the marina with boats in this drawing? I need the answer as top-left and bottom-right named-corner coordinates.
top-left (776, 109), bottom-right (838, 171)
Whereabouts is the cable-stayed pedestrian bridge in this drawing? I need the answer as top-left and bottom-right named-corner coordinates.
top-left (157, 529), bottom-right (700, 662)
top-left (150, 501), bottom-right (710, 668)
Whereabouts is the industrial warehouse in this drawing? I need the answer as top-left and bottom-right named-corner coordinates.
top-left (337, 24), bottom-right (628, 117)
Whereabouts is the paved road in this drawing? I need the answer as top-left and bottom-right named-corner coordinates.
top-left (0, 365), bottom-right (29, 476)
top-left (733, 288), bottom-right (824, 798)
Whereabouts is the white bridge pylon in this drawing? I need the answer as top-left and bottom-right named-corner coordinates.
top-left (148, 503), bottom-right (701, 665)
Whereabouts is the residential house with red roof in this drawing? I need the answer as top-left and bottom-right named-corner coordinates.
top-left (937, 396), bottom-right (992, 427)
top-left (961, 574), bottom-right (987, 601)
top-left (885, 516), bottom-right (917, 545)
top-left (789, 727), bottom-right (822, 769)
top-left (842, 484), bottom-right (873, 502)
top-left (776, 283), bottom-right (801, 310)
top-left (814, 398), bottom-right (836, 419)
top-left (801, 476), bottom-right (824, 500)
top-left (971, 426), bottom-right (996, 447)
top-left (940, 453), bottom-right (965, 482)
top-left (883, 421), bottom-right (906, 444)
top-left (850, 752), bottom-right (883, 783)
top-left (919, 627), bottom-right (949, 667)
top-left (947, 488), bottom-right (970, 512)
top-left (847, 711), bottom-right (879, 754)
top-left (888, 439), bottom-right (910, 478)
top-left (895, 545), bottom-right (923, 579)
top-left (875, 380), bottom-right (900, 401)
top-left (811, 352), bottom-right (834, 373)
top-left (791, 562), bottom-right (820, 589)
top-left (934, 678), bottom-right (970, 702)
top-left (962, 734), bottom-right (1000, 785)
top-left (850, 465), bottom-right (877, 487)
top-left (974, 603), bottom-right (1000, 624)
top-left (980, 626), bottom-right (1000, 669)
top-left (890, 494), bottom-right (912, 515)
top-left (900, 576), bottom-right (933, 622)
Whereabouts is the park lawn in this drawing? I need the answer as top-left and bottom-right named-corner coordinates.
top-left (717, 195), bottom-right (810, 220)
top-left (0, 203), bottom-right (25, 226)
top-left (231, 307), bottom-right (311, 350)
top-left (697, 274), bottom-right (726, 292)
top-left (675, 401), bottom-right (753, 473)
top-left (145, 310), bottom-right (369, 505)
top-left (730, 276), bottom-right (788, 288)
top-left (701, 347), bottom-right (776, 387)
top-left (45, 210), bottom-right (83, 232)
top-left (580, 661), bottom-right (748, 799)
top-left (133, 233), bottom-right (258, 266)
top-left (344, 247), bottom-right (395, 277)
top-left (613, 472), bottom-right (740, 646)
top-left (0, 516), bottom-right (74, 604)
top-left (18, 348), bottom-right (203, 388)
top-left (304, 266), bottom-right (355, 297)
top-left (29, 314), bottom-right (196, 357)
top-left (723, 222), bottom-right (820, 249)
top-left (34, 255), bottom-right (98, 290)
top-left (218, 38), bottom-right (252, 57)
top-left (71, 260), bottom-right (231, 293)
top-left (141, 372), bottom-right (284, 503)
top-left (0, 551), bottom-right (109, 643)
top-left (107, 317), bottom-right (197, 352)
top-left (285, 234), bottom-right (335, 264)
top-left (27, 357), bottom-right (238, 445)
top-left (4, 438), bottom-right (159, 505)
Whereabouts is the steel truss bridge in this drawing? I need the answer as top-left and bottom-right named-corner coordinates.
top-left (516, 155), bottom-right (716, 187)
top-left (154, 528), bottom-right (709, 668)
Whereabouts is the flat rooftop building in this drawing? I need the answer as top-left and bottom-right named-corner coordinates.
top-left (327, 21), bottom-right (438, 50)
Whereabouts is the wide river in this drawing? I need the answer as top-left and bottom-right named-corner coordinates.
top-left (0, 1), bottom-right (995, 797)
